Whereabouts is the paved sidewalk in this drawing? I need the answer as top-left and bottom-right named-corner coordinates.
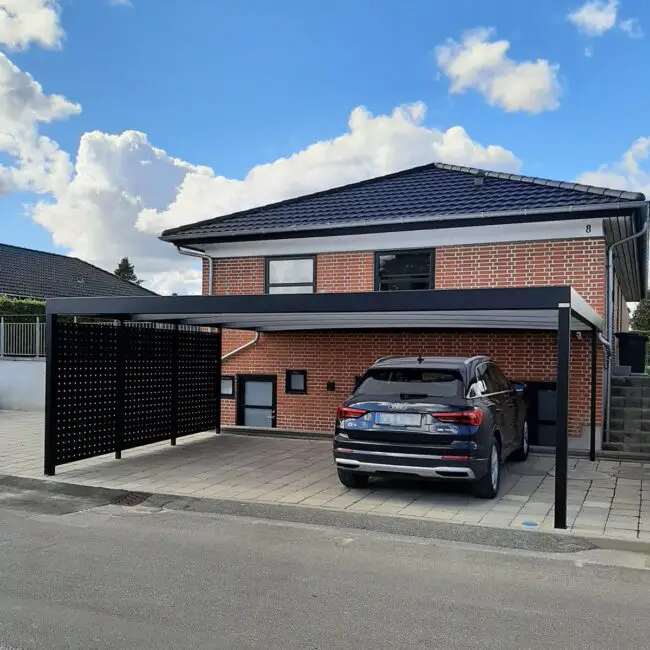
top-left (2, 410), bottom-right (650, 542)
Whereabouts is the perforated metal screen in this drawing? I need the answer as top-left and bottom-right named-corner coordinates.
top-left (45, 320), bottom-right (220, 472)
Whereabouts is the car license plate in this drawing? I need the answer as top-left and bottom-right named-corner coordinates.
top-left (375, 412), bottom-right (421, 427)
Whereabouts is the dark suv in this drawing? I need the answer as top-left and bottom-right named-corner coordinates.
top-left (333, 356), bottom-right (528, 498)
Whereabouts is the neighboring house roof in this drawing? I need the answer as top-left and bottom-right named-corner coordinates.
top-left (0, 243), bottom-right (157, 299)
top-left (160, 161), bottom-right (646, 244)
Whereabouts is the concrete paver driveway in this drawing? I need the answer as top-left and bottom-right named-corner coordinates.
top-left (2, 410), bottom-right (649, 541)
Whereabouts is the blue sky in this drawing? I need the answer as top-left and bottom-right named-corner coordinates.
top-left (1, 0), bottom-right (649, 292)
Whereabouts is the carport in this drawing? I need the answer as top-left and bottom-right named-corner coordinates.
top-left (44, 285), bottom-right (603, 529)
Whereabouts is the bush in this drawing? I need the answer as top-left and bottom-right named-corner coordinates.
top-left (0, 297), bottom-right (45, 321)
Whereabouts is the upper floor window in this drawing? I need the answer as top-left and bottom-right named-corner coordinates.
top-left (265, 256), bottom-right (315, 294)
top-left (375, 250), bottom-right (434, 291)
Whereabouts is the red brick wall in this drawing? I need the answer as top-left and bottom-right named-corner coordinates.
top-left (435, 239), bottom-right (606, 313)
top-left (205, 238), bottom-right (607, 311)
top-left (317, 252), bottom-right (374, 293)
top-left (203, 257), bottom-right (265, 295)
top-left (221, 330), bottom-right (599, 437)
top-left (206, 237), bottom-right (607, 438)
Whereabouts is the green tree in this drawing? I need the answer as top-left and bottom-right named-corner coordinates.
top-left (631, 298), bottom-right (650, 331)
top-left (114, 257), bottom-right (142, 285)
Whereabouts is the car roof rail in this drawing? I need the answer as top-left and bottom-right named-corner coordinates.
top-left (373, 355), bottom-right (402, 364)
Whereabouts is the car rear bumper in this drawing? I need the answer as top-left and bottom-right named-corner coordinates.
top-left (335, 457), bottom-right (477, 480)
top-left (333, 432), bottom-right (489, 481)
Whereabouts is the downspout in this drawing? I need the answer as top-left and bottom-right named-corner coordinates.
top-left (221, 331), bottom-right (261, 361)
top-left (175, 245), bottom-right (261, 361)
top-left (603, 205), bottom-right (650, 435)
top-left (176, 245), bottom-right (214, 296)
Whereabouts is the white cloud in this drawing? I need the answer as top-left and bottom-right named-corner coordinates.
top-left (28, 103), bottom-right (520, 294)
top-left (568, 1), bottom-right (643, 43)
top-left (619, 17), bottom-right (643, 38)
top-left (0, 0), bottom-right (63, 50)
top-left (0, 53), bottom-right (80, 195)
top-left (435, 28), bottom-right (561, 114)
top-left (568, 0), bottom-right (618, 36)
top-left (30, 130), bottom-right (204, 294)
top-left (137, 102), bottom-right (521, 237)
top-left (577, 137), bottom-right (650, 198)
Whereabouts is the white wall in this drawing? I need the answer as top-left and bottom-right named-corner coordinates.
top-left (0, 358), bottom-right (45, 411)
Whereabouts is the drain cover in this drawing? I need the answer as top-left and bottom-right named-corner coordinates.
top-left (111, 492), bottom-right (150, 507)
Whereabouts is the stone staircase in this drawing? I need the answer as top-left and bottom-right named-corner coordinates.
top-left (607, 375), bottom-right (650, 453)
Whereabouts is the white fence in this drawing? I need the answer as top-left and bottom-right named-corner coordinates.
top-left (0, 318), bottom-right (45, 357)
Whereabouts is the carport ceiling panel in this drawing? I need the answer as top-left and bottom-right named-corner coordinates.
top-left (54, 322), bottom-right (119, 465)
top-left (180, 311), bottom-right (593, 331)
top-left (123, 325), bottom-right (175, 449)
top-left (177, 330), bottom-right (220, 436)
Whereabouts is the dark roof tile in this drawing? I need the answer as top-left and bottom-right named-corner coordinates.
top-left (0, 244), bottom-right (157, 299)
top-left (161, 161), bottom-right (646, 243)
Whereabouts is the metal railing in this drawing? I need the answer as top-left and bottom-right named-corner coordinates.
top-left (0, 317), bottom-right (45, 357)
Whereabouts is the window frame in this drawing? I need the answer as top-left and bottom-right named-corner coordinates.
top-left (469, 362), bottom-right (511, 398)
top-left (265, 255), bottom-right (317, 295)
top-left (373, 249), bottom-right (435, 292)
top-left (285, 369), bottom-right (308, 395)
top-left (220, 375), bottom-right (235, 399)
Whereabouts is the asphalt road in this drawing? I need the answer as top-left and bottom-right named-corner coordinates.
top-left (0, 486), bottom-right (649, 649)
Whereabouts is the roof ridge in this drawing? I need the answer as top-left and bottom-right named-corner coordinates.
top-left (433, 162), bottom-right (646, 202)
top-left (0, 241), bottom-right (85, 262)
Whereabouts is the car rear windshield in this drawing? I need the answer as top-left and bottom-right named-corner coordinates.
top-left (355, 368), bottom-right (464, 399)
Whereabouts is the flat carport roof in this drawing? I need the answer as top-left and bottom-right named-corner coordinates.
top-left (45, 285), bottom-right (603, 530)
top-left (46, 285), bottom-right (603, 332)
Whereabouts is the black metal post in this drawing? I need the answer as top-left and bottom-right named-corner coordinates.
top-left (170, 324), bottom-right (179, 446)
top-left (554, 305), bottom-right (571, 529)
top-left (590, 327), bottom-right (598, 462)
top-left (216, 328), bottom-right (222, 435)
top-left (114, 322), bottom-right (126, 460)
top-left (44, 313), bottom-right (58, 476)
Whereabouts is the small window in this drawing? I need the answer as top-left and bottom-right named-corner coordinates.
top-left (375, 250), bottom-right (434, 291)
top-left (221, 376), bottom-right (235, 398)
top-left (266, 257), bottom-right (315, 294)
top-left (286, 370), bottom-right (307, 394)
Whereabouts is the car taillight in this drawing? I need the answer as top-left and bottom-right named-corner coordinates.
top-left (430, 408), bottom-right (484, 427)
top-left (337, 405), bottom-right (367, 419)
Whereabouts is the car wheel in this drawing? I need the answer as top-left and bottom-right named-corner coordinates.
top-left (473, 437), bottom-right (501, 499)
top-left (511, 421), bottom-right (530, 462)
top-left (337, 468), bottom-right (369, 489)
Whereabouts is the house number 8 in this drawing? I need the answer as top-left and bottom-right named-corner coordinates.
top-left (585, 224), bottom-right (592, 233)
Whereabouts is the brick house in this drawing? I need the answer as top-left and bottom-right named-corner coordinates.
top-left (160, 162), bottom-right (648, 449)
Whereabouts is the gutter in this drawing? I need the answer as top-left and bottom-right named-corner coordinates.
top-left (602, 204), bottom-right (650, 435)
top-left (161, 200), bottom-right (650, 244)
top-left (176, 245), bottom-right (214, 295)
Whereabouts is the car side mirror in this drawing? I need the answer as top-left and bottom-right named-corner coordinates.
top-left (510, 381), bottom-right (526, 394)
